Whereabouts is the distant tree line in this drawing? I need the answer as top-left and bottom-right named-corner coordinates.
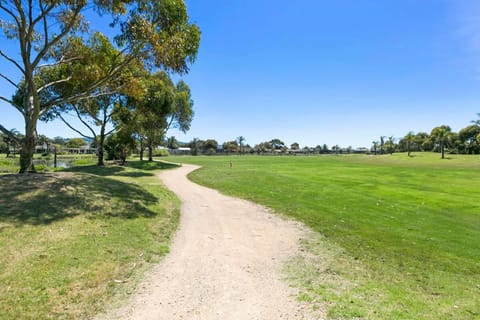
top-left (171, 137), bottom-right (357, 156)
top-left (372, 115), bottom-right (480, 158)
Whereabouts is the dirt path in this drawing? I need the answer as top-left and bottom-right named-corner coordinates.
top-left (101, 164), bottom-right (320, 319)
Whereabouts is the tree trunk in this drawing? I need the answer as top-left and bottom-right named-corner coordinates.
top-left (139, 138), bottom-right (144, 161)
top-left (20, 134), bottom-right (36, 173)
top-left (148, 145), bottom-right (153, 161)
top-left (97, 143), bottom-right (105, 165)
top-left (97, 126), bottom-right (106, 166)
top-left (441, 142), bottom-right (445, 159)
top-left (19, 113), bottom-right (37, 173)
top-left (19, 76), bottom-right (41, 173)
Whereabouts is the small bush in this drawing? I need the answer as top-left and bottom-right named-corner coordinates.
top-left (153, 149), bottom-right (169, 157)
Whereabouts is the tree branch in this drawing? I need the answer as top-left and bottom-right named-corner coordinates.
top-left (0, 96), bottom-right (15, 106)
top-left (56, 111), bottom-right (95, 140)
top-left (38, 56), bottom-right (80, 69)
top-left (37, 76), bottom-right (72, 93)
top-left (166, 114), bottom-right (175, 132)
top-left (0, 50), bottom-right (25, 73)
top-left (105, 127), bottom-right (116, 137)
top-left (0, 124), bottom-right (21, 143)
top-left (44, 90), bottom-right (114, 111)
top-left (0, 73), bottom-right (19, 88)
top-left (72, 105), bottom-right (98, 138)
top-left (0, 3), bottom-right (21, 28)
top-left (31, 5), bottom-right (83, 69)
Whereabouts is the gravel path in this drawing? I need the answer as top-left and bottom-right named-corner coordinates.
top-left (101, 164), bottom-right (319, 320)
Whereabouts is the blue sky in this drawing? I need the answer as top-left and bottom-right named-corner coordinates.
top-left (2, 0), bottom-right (480, 148)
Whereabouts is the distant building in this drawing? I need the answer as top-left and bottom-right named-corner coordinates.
top-left (169, 147), bottom-right (191, 155)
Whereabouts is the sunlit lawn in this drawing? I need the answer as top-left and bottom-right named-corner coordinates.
top-left (169, 153), bottom-right (480, 320)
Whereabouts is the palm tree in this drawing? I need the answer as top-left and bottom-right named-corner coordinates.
top-left (387, 136), bottom-right (396, 154)
top-left (237, 136), bottom-right (245, 155)
top-left (372, 141), bottom-right (379, 155)
top-left (380, 136), bottom-right (385, 154)
top-left (37, 134), bottom-right (51, 154)
top-left (3, 128), bottom-right (21, 158)
top-left (190, 138), bottom-right (200, 156)
top-left (166, 136), bottom-right (179, 149)
top-left (431, 125), bottom-right (452, 159)
top-left (405, 131), bottom-right (415, 157)
top-left (471, 113), bottom-right (480, 126)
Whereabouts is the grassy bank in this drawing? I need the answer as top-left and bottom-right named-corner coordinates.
top-left (169, 153), bottom-right (480, 320)
top-left (0, 154), bottom-right (97, 174)
top-left (0, 161), bottom-right (180, 319)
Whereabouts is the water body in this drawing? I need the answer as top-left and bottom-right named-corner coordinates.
top-left (33, 159), bottom-right (74, 168)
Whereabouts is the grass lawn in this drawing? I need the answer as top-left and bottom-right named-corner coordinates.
top-left (0, 161), bottom-right (180, 319)
top-left (169, 153), bottom-right (480, 320)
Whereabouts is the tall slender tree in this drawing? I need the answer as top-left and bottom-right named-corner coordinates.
top-left (237, 136), bottom-right (245, 155)
top-left (0, 0), bottom-right (200, 173)
top-left (380, 136), bottom-right (385, 154)
top-left (130, 72), bottom-right (194, 161)
top-left (372, 141), bottom-right (378, 155)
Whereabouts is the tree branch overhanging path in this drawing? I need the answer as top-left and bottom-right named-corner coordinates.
top-left (98, 164), bottom-right (321, 320)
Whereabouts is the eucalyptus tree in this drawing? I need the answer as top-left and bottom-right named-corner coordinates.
top-left (458, 125), bottom-right (480, 154)
top-left (223, 140), bottom-right (239, 154)
top-left (104, 128), bottom-right (137, 164)
top-left (200, 139), bottom-right (218, 154)
top-left (431, 125), bottom-right (452, 159)
top-left (0, 0), bottom-right (200, 172)
top-left (269, 139), bottom-right (285, 151)
top-left (65, 137), bottom-right (87, 149)
top-left (130, 72), bottom-right (194, 161)
top-left (39, 33), bottom-right (144, 165)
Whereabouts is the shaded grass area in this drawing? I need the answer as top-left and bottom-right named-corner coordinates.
top-left (0, 161), bottom-right (180, 319)
top-left (170, 153), bottom-right (480, 320)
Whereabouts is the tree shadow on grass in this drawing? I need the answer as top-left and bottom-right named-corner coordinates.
top-left (65, 165), bottom-right (126, 176)
top-left (0, 172), bottom-right (159, 227)
top-left (128, 160), bottom-right (179, 171)
top-left (115, 171), bottom-right (154, 178)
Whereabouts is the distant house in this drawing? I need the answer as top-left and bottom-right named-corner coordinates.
top-left (354, 147), bottom-right (369, 154)
top-left (35, 144), bottom-right (55, 153)
top-left (169, 147), bottom-right (191, 155)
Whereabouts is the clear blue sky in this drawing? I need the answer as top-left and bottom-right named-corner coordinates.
top-left (2, 0), bottom-right (480, 148)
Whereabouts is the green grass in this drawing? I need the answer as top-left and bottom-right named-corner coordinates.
top-left (169, 153), bottom-right (480, 320)
top-left (0, 155), bottom-right (19, 173)
top-left (0, 161), bottom-right (180, 319)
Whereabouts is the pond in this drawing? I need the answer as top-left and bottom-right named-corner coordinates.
top-left (33, 159), bottom-right (75, 168)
